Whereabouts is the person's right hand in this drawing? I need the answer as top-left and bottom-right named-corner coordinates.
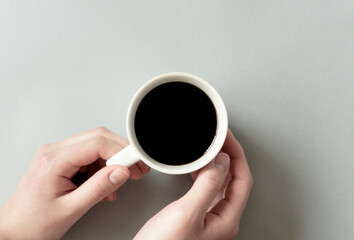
top-left (0, 127), bottom-right (150, 240)
top-left (134, 129), bottom-right (253, 240)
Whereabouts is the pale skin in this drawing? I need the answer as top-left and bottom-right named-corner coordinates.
top-left (0, 127), bottom-right (253, 240)
top-left (134, 129), bottom-right (253, 240)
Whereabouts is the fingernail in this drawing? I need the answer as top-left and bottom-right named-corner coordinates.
top-left (109, 168), bottom-right (129, 185)
top-left (214, 153), bottom-right (230, 172)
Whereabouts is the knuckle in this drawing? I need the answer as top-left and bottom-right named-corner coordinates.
top-left (36, 144), bottom-right (51, 154)
top-left (35, 151), bottom-right (56, 172)
top-left (92, 136), bottom-right (108, 147)
top-left (39, 151), bottom-right (55, 164)
top-left (94, 126), bottom-right (110, 136)
top-left (205, 171), bottom-right (223, 191)
top-left (207, 172), bottom-right (224, 189)
top-left (91, 136), bottom-right (116, 160)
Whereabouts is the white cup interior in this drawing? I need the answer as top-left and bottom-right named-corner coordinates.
top-left (126, 72), bottom-right (228, 174)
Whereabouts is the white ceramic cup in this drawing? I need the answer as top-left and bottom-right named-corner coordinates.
top-left (106, 72), bottom-right (228, 174)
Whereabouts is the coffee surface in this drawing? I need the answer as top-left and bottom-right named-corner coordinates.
top-left (134, 81), bottom-right (217, 165)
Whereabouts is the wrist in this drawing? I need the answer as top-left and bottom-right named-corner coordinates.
top-left (0, 205), bottom-right (36, 240)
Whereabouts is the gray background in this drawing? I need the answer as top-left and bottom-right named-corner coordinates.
top-left (0, 1), bottom-right (353, 240)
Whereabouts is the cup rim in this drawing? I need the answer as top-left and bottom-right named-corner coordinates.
top-left (126, 72), bottom-right (228, 174)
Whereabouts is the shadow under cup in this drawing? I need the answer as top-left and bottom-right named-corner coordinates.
top-left (127, 73), bottom-right (228, 174)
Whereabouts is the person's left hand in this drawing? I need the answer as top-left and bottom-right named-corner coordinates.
top-left (0, 127), bottom-right (150, 240)
top-left (134, 129), bottom-right (253, 240)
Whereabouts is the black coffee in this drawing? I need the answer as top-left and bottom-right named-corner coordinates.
top-left (134, 81), bottom-right (217, 165)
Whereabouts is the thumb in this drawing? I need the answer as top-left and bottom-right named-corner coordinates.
top-left (183, 152), bottom-right (230, 215)
top-left (68, 165), bottom-right (130, 213)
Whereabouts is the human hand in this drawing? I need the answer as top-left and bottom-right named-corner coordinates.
top-left (134, 129), bottom-right (253, 240)
top-left (0, 127), bottom-right (150, 240)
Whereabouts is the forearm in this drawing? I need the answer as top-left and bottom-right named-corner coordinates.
top-left (0, 207), bottom-right (14, 240)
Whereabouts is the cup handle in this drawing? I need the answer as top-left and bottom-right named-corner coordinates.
top-left (106, 145), bottom-right (140, 167)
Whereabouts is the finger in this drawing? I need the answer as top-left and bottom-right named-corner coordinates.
top-left (208, 171), bottom-right (232, 211)
top-left (137, 160), bottom-right (151, 175)
top-left (57, 127), bottom-right (129, 149)
top-left (224, 130), bottom-right (253, 200)
top-left (222, 129), bottom-right (245, 160)
top-left (182, 153), bottom-right (230, 217)
top-left (190, 170), bottom-right (200, 181)
top-left (97, 159), bottom-right (117, 201)
top-left (52, 136), bottom-right (124, 178)
top-left (209, 178), bottom-right (252, 222)
top-left (207, 130), bottom-right (253, 226)
top-left (129, 164), bottom-right (144, 180)
top-left (64, 165), bottom-right (129, 213)
top-left (105, 191), bottom-right (117, 202)
top-left (205, 179), bottom-right (252, 239)
top-left (78, 166), bottom-right (88, 174)
top-left (128, 160), bottom-right (151, 180)
top-left (97, 159), bottom-right (113, 201)
top-left (224, 172), bottom-right (232, 197)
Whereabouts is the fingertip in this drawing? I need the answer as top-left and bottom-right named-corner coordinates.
top-left (200, 152), bottom-right (230, 174)
top-left (109, 165), bottom-right (130, 178)
top-left (109, 166), bottom-right (130, 185)
top-left (130, 173), bottom-right (142, 180)
top-left (106, 196), bottom-right (114, 202)
top-left (228, 128), bottom-right (234, 137)
top-left (183, 156), bottom-right (230, 215)
top-left (222, 130), bottom-right (244, 159)
top-left (129, 164), bottom-right (143, 180)
top-left (137, 161), bottom-right (150, 175)
top-left (190, 170), bottom-right (200, 181)
top-left (214, 152), bottom-right (230, 172)
top-left (106, 192), bottom-right (116, 202)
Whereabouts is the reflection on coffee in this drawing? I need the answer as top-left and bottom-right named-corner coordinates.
top-left (134, 82), bottom-right (217, 165)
